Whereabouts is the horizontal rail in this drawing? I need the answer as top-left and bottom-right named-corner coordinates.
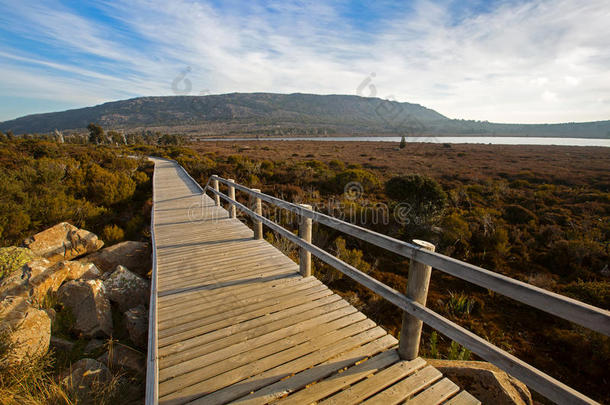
top-left (207, 186), bottom-right (598, 405)
top-left (210, 175), bottom-right (610, 337)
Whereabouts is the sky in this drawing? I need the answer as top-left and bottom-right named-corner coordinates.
top-left (0, 0), bottom-right (608, 123)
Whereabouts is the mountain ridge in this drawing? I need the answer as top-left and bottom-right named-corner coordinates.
top-left (1, 93), bottom-right (608, 138)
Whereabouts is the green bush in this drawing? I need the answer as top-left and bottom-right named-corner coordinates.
top-left (385, 174), bottom-right (447, 210)
top-left (562, 281), bottom-right (610, 309)
top-left (101, 224), bottom-right (125, 245)
top-left (333, 169), bottom-right (380, 194)
top-left (503, 204), bottom-right (537, 224)
top-left (0, 247), bottom-right (35, 279)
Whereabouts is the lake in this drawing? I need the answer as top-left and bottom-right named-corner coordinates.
top-left (200, 136), bottom-right (610, 147)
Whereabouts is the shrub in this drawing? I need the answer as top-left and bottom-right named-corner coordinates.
top-left (101, 224), bottom-right (125, 245)
top-left (562, 281), bottom-right (610, 309)
top-left (0, 247), bottom-right (34, 279)
top-left (503, 204), bottom-right (537, 224)
top-left (385, 174), bottom-right (447, 211)
top-left (333, 169), bottom-right (380, 194)
top-left (334, 237), bottom-right (371, 273)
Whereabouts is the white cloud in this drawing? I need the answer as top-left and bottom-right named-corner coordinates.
top-left (0, 0), bottom-right (608, 123)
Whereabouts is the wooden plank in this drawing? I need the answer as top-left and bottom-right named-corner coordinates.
top-left (158, 297), bottom-right (351, 359)
top-left (442, 390), bottom-right (481, 405)
top-left (158, 292), bottom-right (340, 347)
top-left (407, 378), bottom-right (460, 405)
top-left (360, 365), bottom-right (442, 405)
top-left (158, 287), bottom-right (334, 344)
top-left (230, 335), bottom-right (398, 405)
top-left (191, 327), bottom-right (389, 405)
top-left (159, 311), bottom-right (367, 384)
top-left (159, 302), bottom-right (357, 369)
top-left (273, 352), bottom-right (418, 405)
top-left (318, 357), bottom-right (427, 404)
top-left (158, 277), bottom-right (322, 329)
top-left (159, 320), bottom-right (379, 402)
top-left (158, 273), bottom-right (303, 308)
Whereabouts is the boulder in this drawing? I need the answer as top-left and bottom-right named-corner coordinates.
top-left (97, 343), bottom-right (145, 374)
top-left (58, 280), bottom-right (113, 338)
top-left (60, 358), bottom-right (111, 399)
top-left (426, 359), bottom-right (532, 405)
top-left (62, 261), bottom-right (102, 281)
top-left (0, 258), bottom-right (54, 302)
top-left (84, 339), bottom-right (106, 355)
top-left (22, 222), bottom-right (103, 263)
top-left (50, 336), bottom-right (75, 352)
top-left (81, 241), bottom-right (151, 276)
top-left (0, 296), bottom-right (51, 365)
top-left (124, 305), bottom-right (148, 349)
top-left (103, 266), bottom-right (150, 312)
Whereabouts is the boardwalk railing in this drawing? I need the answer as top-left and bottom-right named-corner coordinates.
top-left (201, 174), bottom-right (610, 405)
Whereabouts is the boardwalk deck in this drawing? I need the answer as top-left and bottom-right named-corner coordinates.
top-left (149, 158), bottom-right (479, 405)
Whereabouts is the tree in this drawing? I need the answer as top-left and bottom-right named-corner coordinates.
top-left (399, 136), bottom-right (406, 149)
top-left (87, 123), bottom-right (104, 145)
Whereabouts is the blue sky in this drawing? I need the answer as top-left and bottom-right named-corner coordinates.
top-left (0, 0), bottom-right (608, 123)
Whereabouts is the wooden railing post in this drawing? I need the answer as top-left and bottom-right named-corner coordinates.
top-left (252, 189), bottom-right (263, 240)
top-left (398, 239), bottom-right (436, 360)
top-left (299, 204), bottom-right (312, 277)
top-left (227, 179), bottom-right (236, 219)
top-left (212, 177), bottom-right (220, 207)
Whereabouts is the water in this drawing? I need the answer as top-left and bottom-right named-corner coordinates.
top-left (200, 136), bottom-right (610, 147)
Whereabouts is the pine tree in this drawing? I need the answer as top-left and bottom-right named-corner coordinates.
top-left (399, 135), bottom-right (406, 149)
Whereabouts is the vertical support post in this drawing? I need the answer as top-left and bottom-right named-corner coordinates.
top-left (299, 204), bottom-right (312, 277)
top-left (251, 189), bottom-right (263, 240)
top-left (398, 239), bottom-right (436, 360)
top-left (212, 177), bottom-right (220, 207)
top-left (227, 179), bottom-right (236, 219)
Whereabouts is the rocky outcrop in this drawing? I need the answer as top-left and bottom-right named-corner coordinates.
top-left (0, 259), bottom-right (91, 303)
top-left (60, 358), bottom-right (111, 398)
top-left (97, 343), bottom-right (145, 374)
top-left (426, 359), bottom-right (533, 405)
top-left (124, 305), bottom-right (148, 349)
top-left (103, 266), bottom-right (150, 312)
top-left (58, 280), bottom-right (113, 338)
top-left (62, 261), bottom-right (102, 281)
top-left (81, 241), bottom-right (150, 276)
top-left (22, 222), bottom-right (103, 263)
top-left (0, 296), bottom-right (51, 365)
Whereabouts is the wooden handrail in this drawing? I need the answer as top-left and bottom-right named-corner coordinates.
top-left (205, 185), bottom-right (599, 404)
top-left (209, 175), bottom-right (610, 337)
top-left (203, 175), bottom-right (609, 405)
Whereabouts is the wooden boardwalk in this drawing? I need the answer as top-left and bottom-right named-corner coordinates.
top-left (149, 158), bottom-right (479, 404)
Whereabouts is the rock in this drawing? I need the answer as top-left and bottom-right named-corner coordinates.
top-left (22, 222), bottom-right (103, 263)
top-left (44, 308), bottom-right (57, 323)
top-left (0, 246), bottom-right (36, 279)
top-left (97, 343), bottom-right (145, 374)
top-left (124, 305), bottom-right (148, 349)
top-left (81, 241), bottom-right (151, 277)
top-left (60, 358), bottom-right (111, 399)
top-left (103, 266), bottom-right (150, 312)
top-left (58, 280), bottom-right (113, 338)
top-left (426, 359), bottom-right (533, 405)
top-left (0, 296), bottom-right (51, 365)
top-left (84, 339), bottom-right (106, 355)
top-left (62, 261), bottom-right (102, 281)
top-left (50, 336), bottom-right (75, 352)
top-left (0, 258), bottom-right (56, 302)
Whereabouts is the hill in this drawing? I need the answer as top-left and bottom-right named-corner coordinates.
top-left (1, 93), bottom-right (609, 138)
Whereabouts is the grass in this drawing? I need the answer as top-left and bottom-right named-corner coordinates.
top-left (445, 291), bottom-right (477, 318)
